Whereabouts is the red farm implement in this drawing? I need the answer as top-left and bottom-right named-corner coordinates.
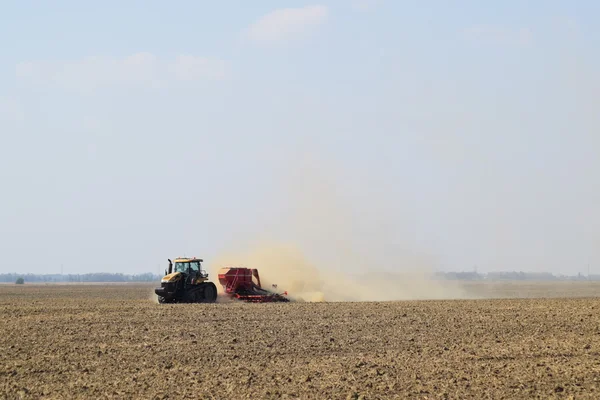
top-left (217, 267), bottom-right (289, 303)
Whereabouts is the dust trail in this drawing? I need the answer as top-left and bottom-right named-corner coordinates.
top-left (210, 243), bottom-right (467, 302)
top-left (210, 243), bottom-right (326, 302)
top-left (208, 154), bottom-right (470, 302)
top-left (148, 289), bottom-right (159, 304)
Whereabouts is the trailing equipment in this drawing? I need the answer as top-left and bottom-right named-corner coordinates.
top-left (217, 267), bottom-right (289, 302)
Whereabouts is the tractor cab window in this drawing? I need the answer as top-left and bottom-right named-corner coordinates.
top-left (174, 262), bottom-right (188, 273)
top-left (189, 261), bottom-right (201, 274)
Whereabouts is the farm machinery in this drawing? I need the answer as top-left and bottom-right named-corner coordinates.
top-left (217, 267), bottom-right (290, 303)
top-left (154, 258), bottom-right (218, 304)
top-left (155, 258), bottom-right (289, 303)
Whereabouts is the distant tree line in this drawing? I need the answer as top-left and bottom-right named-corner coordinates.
top-left (3, 271), bottom-right (599, 284)
top-left (0, 273), bottom-right (161, 283)
top-left (435, 271), bottom-right (600, 281)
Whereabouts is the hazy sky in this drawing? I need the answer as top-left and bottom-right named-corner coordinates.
top-left (1, 1), bottom-right (598, 275)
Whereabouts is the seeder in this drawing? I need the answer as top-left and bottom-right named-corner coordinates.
top-left (217, 267), bottom-right (290, 302)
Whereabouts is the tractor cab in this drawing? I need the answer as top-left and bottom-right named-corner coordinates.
top-left (163, 257), bottom-right (209, 285)
top-left (182, 258), bottom-right (210, 284)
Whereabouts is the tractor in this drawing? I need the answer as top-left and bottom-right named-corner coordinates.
top-left (154, 258), bottom-right (218, 304)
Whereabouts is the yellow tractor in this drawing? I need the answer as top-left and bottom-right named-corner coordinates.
top-left (154, 257), bottom-right (218, 304)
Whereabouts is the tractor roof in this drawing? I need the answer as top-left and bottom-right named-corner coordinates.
top-left (173, 257), bottom-right (203, 262)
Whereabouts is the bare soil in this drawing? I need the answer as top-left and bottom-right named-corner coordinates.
top-left (2, 283), bottom-right (600, 399)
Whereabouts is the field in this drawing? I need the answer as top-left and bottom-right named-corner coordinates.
top-left (2, 283), bottom-right (600, 399)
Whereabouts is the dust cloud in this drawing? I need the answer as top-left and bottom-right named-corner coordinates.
top-left (149, 291), bottom-right (159, 304)
top-left (210, 243), bottom-right (467, 302)
top-left (208, 154), bottom-right (469, 302)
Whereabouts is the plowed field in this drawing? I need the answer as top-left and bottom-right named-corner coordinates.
top-left (2, 283), bottom-right (600, 399)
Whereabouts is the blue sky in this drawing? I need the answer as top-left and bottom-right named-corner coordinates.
top-left (1, 1), bottom-right (598, 275)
